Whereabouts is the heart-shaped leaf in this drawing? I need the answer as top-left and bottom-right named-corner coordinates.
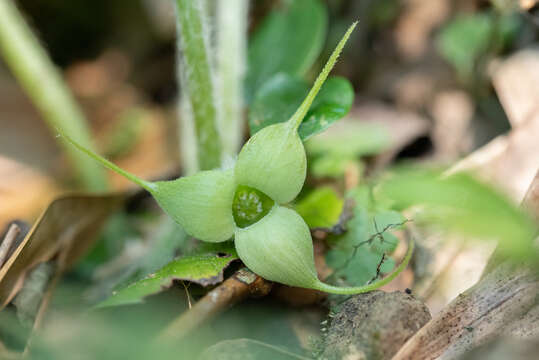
top-left (249, 74), bottom-right (354, 140)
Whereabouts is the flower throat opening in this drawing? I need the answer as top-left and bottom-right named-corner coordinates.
top-left (232, 185), bottom-right (274, 228)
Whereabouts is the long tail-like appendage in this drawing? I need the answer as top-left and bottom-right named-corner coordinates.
top-left (58, 131), bottom-right (156, 192)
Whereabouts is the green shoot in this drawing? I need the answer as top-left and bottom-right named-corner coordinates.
top-left (0, 0), bottom-right (107, 190)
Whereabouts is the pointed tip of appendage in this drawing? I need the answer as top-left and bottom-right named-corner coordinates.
top-left (289, 22), bottom-right (358, 131)
top-left (58, 128), bottom-right (155, 192)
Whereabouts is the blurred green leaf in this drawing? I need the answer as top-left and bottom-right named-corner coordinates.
top-left (325, 186), bottom-right (405, 286)
top-left (379, 168), bottom-right (538, 262)
top-left (249, 74), bottom-right (354, 140)
top-left (102, 107), bottom-right (146, 159)
top-left (306, 122), bottom-right (389, 157)
top-left (296, 187), bottom-right (343, 228)
top-left (129, 218), bottom-right (189, 281)
top-left (306, 122), bottom-right (389, 178)
top-left (97, 251), bottom-right (238, 308)
top-left (246, 0), bottom-right (327, 102)
top-left (309, 153), bottom-right (358, 178)
top-left (437, 13), bottom-right (493, 78)
top-left (200, 338), bottom-right (311, 360)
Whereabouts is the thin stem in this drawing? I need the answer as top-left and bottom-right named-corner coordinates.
top-left (175, 0), bottom-right (222, 171)
top-left (59, 131), bottom-right (155, 192)
top-left (215, 0), bottom-right (248, 158)
top-left (0, 0), bottom-right (107, 190)
top-left (289, 21), bottom-right (358, 131)
top-left (315, 236), bottom-right (414, 295)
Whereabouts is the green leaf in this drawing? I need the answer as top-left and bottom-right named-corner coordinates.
top-left (249, 74), bottom-right (354, 140)
top-left (96, 251), bottom-right (238, 308)
top-left (325, 186), bottom-right (405, 286)
top-left (305, 122), bottom-right (390, 157)
top-left (326, 248), bottom-right (395, 286)
top-left (437, 13), bottom-right (493, 78)
top-left (298, 77), bottom-right (354, 140)
top-left (379, 168), bottom-right (539, 262)
top-left (246, 0), bottom-right (327, 102)
top-left (296, 187), bottom-right (344, 228)
top-left (200, 339), bottom-right (311, 360)
top-left (309, 153), bottom-right (358, 178)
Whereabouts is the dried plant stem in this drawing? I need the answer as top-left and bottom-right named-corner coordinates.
top-left (0, 0), bottom-right (107, 190)
top-left (0, 224), bottom-right (20, 268)
top-left (157, 268), bottom-right (271, 342)
top-left (175, 0), bottom-right (222, 171)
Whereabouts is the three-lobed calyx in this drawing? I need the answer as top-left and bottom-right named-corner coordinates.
top-left (149, 120), bottom-right (316, 289)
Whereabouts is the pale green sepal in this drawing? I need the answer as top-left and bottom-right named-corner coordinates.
top-left (234, 123), bottom-right (306, 204)
top-left (234, 205), bottom-right (318, 288)
top-left (151, 169), bottom-right (235, 242)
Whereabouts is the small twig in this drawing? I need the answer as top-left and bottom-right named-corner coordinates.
top-left (368, 253), bottom-right (387, 285)
top-left (0, 223), bottom-right (20, 268)
top-left (157, 268), bottom-right (272, 342)
top-left (336, 219), bottom-right (411, 275)
top-left (181, 281), bottom-right (192, 309)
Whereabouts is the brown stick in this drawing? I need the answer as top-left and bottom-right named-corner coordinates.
top-left (157, 268), bottom-right (272, 342)
top-left (0, 224), bottom-right (20, 268)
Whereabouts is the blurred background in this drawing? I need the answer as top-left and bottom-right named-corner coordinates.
top-left (0, 1), bottom-right (538, 358)
top-left (1, 0), bottom-right (538, 228)
top-left (1, 0), bottom-right (538, 227)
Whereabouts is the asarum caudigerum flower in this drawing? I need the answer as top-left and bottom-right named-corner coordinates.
top-left (63, 23), bottom-right (413, 295)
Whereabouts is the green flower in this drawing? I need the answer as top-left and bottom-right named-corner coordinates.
top-left (63, 23), bottom-right (413, 294)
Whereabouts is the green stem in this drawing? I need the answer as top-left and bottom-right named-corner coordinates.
top-left (289, 21), bottom-right (357, 131)
top-left (0, 0), bottom-right (107, 191)
top-left (315, 237), bottom-right (414, 295)
top-left (215, 0), bottom-right (248, 158)
top-left (175, 0), bottom-right (222, 171)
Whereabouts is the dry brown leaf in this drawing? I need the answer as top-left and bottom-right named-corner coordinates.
top-left (491, 49), bottom-right (539, 127)
top-left (394, 0), bottom-right (450, 60)
top-left (0, 193), bottom-right (123, 307)
top-left (430, 90), bottom-right (474, 162)
top-left (450, 109), bottom-right (539, 202)
top-left (0, 156), bottom-right (61, 231)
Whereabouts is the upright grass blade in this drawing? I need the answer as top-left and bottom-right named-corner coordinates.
top-left (289, 21), bottom-right (357, 130)
top-left (0, 0), bottom-right (107, 190)
top-left (215, 0), bottom-right (248, 158)
top-left (175, 0), bottom-right (222, 171)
